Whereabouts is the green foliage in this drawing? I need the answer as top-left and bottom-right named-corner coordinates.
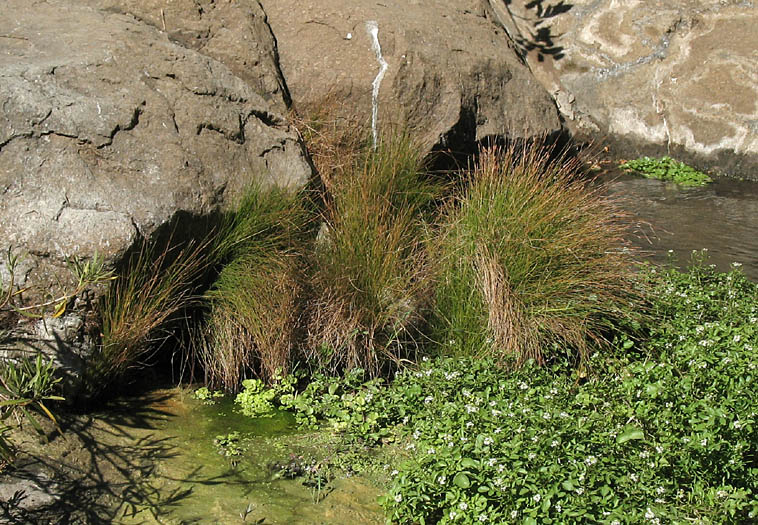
top-left (0, 355), bottom-right (64, 464)
top-left (431, 144), bottom-right (643, 364)
top-left (620, 156), bottom-right (713, 186)
top-left (191, 386), bottom-right (224, 404)
top-left (214, 431), bottom-right (244, 458)
top-left (280, 258), bottom-right (757, 523)
top-left (1, 247), bottom-right (114, 320)
top-left (235, 379), bottom-right (277, 418)
top-left (235, 372), bottom-right (298, 418)
top-left (305, 132), bottom-right (439, 375)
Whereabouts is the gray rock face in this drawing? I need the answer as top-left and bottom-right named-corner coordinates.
top-left (0, 0), bottom-right (312, 299)
top-left (498, 0), bottom-right (758, 178)
top-left (258, 0), bottom-right (561, 153)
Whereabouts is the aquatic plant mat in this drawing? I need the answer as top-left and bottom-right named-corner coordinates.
top-left (0, 389), bottom-right (386, 524)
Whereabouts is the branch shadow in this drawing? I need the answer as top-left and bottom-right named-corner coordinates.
top-left (0, 391), bottom-right (245, 524)
top-left (504, 0), bottom-right (573, 62)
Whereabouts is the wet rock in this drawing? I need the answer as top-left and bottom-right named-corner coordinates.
top-left (258, 0), bottom-right (560, 154)
top-left (498, 0), bottom-right (758, 179)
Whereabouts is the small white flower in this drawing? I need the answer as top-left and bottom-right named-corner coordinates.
top-left (394, 493), bottom-right (402, 502)
top-left (528, 453), bottom-right (536, 460)
top-left (391, 469), bottom-right (399, 476)
top-left (438, 475), bottom-right (447, 485)
top-left (459, 502), bottom-right (468, 510)
top-left (449, 510), bottom-right (458, 520)
top-left (478, 515), bottom-right (487, 522)
top-left (511, 510), bottom-right (518, 519)
top-left (645, 508), bottom-right (655, 520)
top-left (483, 437), bottom-right (493, 446)
top-left (488, 458), bottom-right (497, 466)
top-left (533, 493), bottom-right (541, 503)
top-left (424, 395), bottom-right (434, 404)
top-left (701, 438), bottom-right (708, 447)
top-left (585, 455), bottom-right (597, 466)
top-left (551, 440), bottom-right (559, 447)
top-left (427, 448), bottom-right (436, 455)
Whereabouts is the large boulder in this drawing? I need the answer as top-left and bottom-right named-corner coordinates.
top-left (496, 0), bottom-right (758, 178)
top-left (0, 0), bottom-right (312, 301)
top-left (258, 0), bottom-right (561, 153)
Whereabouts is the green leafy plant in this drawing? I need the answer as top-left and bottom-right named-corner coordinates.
top-left (214, 431), bottom-right (244, 458)
top-left (305, 131), bottom-right (439, 375)
top-left (431, 143), bottom-right (644, 365)
top-left (620, 156), bottom-right (713, 186)
top-left (1, 247), bottom-right (114, 320)
top-left (234, 379), bottom-right (277, 418)
top-left (0, 355), bottom-right (64, 464)
top-left (191, 386), bottom-right (224, 404)
top-left (279, 256), bottom-right (757, 523)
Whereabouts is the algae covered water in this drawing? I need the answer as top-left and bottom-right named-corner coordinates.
top-left (112, 389), bottom-right (385, 525)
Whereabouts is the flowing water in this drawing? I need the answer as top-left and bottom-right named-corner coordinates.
top-left (600, 171), bottom-right (758, 280)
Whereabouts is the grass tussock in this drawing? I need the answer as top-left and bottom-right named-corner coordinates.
top-left (92, 237), bottom-right (211, 395)
top-left (290, 95), bottom-right (370, 192)
top-left (199, 184), bottom-right (309, 392)
top-left (432, 142), bottom-right (644, 364)
top-left (305, 132), bottom-right (439, 375)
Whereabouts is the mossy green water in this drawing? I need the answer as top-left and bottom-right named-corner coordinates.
top-left (116, 389), bottom-right (384, 524)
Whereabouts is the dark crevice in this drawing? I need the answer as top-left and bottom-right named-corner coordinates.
top-left (256, 0), bottom-right (293, 108)
top-left (96, 104), bottom-right (145, 149)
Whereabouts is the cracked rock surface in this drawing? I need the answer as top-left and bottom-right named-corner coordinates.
top-left (0, 0), bottom-right (311, 301)
top-left (501, 0), bottom-right (758, 178)
top-left (258, 0), bottom-right (561, 154)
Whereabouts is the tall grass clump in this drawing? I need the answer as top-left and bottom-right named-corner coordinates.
top-left (198, 184), bottom-right (309, 392)
top-left (305, 132), bottom-right (438, 376)
top-left (431, 142), bottom-right (644, 364)
top-left (90, 236), bottom-right (211, 396)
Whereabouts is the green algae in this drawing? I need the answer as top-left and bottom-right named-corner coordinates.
top-left (115, 389), bottom-right (385, 524)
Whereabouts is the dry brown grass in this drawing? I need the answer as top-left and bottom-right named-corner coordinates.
top-left (200, 255), bottom-right (301, 391)
top-left (303, 132), bottom-right (437, 376)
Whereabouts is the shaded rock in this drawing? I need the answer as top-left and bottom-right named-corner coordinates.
top-left (258, 0), bottom-right (560, 154)
top-left (498, 0), bottom-right (758, 178)
top-left (0, 0), bottom-right (312, 302)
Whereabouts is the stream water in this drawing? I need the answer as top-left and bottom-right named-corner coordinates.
top-left (600, 171), bottom-right (758, 280)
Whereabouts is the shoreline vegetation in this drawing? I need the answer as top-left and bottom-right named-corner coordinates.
top-left (1, 119), bottom-right (755, 523)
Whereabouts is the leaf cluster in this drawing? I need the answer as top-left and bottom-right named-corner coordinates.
top-left (620, 156), bottom-right (713, 186)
